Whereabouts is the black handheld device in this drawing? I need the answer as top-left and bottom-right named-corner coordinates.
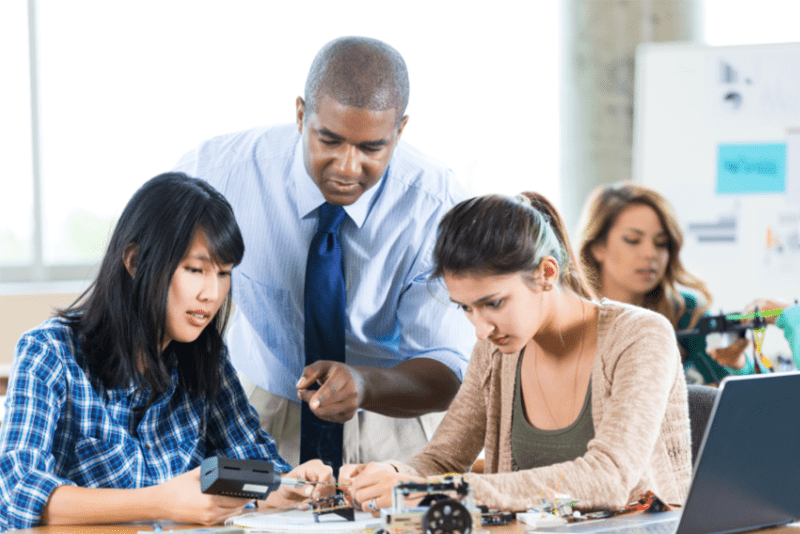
top-left (200, 456), bottom-right (281, 500)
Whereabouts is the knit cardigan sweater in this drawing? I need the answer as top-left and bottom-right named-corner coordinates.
top-left (393, 299), bottom-right (692, 512)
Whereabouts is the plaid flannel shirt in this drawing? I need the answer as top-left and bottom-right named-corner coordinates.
top-left (0, 317), bottom-right (291, 531)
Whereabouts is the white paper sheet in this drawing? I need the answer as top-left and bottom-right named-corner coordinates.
top-left (227, 509), bottom-right (381, 533)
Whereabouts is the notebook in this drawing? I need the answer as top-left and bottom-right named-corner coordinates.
top-left (528, 371), bottom-right (800, 534)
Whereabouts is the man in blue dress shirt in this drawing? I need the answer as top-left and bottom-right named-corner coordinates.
top-left (174, 36), bottom-right (475, 467)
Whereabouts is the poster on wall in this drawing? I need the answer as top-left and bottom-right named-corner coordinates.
top-left (636, 41), bottom-right (800, 309)
top-left (717, 143), bottom-right (786, 195)
top-left (787, 129), bottom-right (800, 206)
top-left (679, 199), bottom-right (741, 266)
top-left (709, 48), bottom-right (800, 126)
top-left (760, 207), bottom-right (800, 280)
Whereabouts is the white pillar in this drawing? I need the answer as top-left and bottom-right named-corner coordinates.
top-left (560, 0), bottom-right (701, 236)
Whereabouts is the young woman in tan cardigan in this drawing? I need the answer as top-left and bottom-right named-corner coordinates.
top-left (340, 192), bottom-right (692, 512)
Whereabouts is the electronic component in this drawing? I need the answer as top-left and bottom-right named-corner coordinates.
top-left (200, 456), bottom-right (318, 500)
top-left (529, 492), bottom-right (580, 518)
top-left (676, 307), bottom-right (774, 373)
top-left (478, 505), bottom-right (514, 526)
top-left (377, 476), bottom-right (481, 534)
top-left (676, 308), bottom-right (767, 340)
top-left (309, 493), bottom-right (355, 522)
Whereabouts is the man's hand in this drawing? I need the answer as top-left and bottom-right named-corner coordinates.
top-left (297, 361), bottom-right (365, 423)
top-left (298, 357), bottom-right (460, 420)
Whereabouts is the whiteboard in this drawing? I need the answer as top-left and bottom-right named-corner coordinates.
top-left (633, 41), bottom-right (800, 313)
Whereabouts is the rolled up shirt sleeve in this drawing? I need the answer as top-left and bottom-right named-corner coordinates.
top-left (0, 330), bottom-right (77, 531)
top-left (397, 270), bottom-right (474, 381)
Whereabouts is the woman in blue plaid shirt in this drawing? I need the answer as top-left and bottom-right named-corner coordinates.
top-left (0, 173), bottom-right (332, 530)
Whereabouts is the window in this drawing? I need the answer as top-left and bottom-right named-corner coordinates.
top-left (704, 0), bottom-right (800, 46)
top-left (0, 1), bottom-right (33, 268)
top-left (2, 0), bottom-right (561, 283)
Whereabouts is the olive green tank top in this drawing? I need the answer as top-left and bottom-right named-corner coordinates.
top-left (511, 349), bottom-right (595, 471)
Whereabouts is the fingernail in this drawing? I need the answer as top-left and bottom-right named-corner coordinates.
top-left (311, 400), bottom-right (319, 409)
top-left (296, 377), bottom-right (304, 387)
top-left (305, 486), bottom-right (313, 496)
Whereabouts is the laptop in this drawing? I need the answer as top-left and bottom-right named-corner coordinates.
top-left (528, 372), bottom-right (800, 534)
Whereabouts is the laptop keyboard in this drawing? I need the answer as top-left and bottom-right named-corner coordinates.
top-left (591, 519), bottom-right (678, 533)
top-left (527, 513), bottom-right (681, 533)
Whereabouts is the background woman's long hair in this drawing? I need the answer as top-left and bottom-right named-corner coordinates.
top-left (59, 172), bottom-right (244, 400)
top-left (577, 182), bottom-right (711, 328)
top-left (433, 191), bottom-right (594, 300)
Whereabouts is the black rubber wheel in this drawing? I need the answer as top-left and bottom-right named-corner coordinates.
top-left (419, 493), bottom-right (451, 507)
top-left (422, 499), bottom-right (472, 534)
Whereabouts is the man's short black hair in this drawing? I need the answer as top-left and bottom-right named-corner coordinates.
top-left (304, 36), bottom-right (409, 124)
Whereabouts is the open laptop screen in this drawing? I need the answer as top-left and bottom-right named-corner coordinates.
top-left (678, 372), bottom-right (800, 534)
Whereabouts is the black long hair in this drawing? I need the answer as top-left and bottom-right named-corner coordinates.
top-left (59, 172), bottom-right (244, 399)
top-left (433, 192), bottom-right (594, 300)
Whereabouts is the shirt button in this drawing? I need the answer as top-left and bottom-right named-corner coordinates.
top-left (146, 444), bottom-right (151, 450)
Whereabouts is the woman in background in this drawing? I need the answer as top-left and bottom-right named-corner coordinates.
top-left (576, 182), bottom-right (749, 385)
top-left (0, 173), bottom-right (330, 531)
top-left (341, 192), bottom-right (691, 512)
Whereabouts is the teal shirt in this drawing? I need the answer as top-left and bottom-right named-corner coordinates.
top-left (679, 292), bottom-right (729, 384)
top-left (776, 305), bottom-right (800, 368)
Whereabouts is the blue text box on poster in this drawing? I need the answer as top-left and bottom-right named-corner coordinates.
top-left (717, 143), bottom-right (786, 194)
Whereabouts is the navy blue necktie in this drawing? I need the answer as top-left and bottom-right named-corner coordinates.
top-left (301, 202), bottom-right (347, 473)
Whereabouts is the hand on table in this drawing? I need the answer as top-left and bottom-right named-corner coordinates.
top-left (157, 466), bottom-right (251, 525)
top-left (339, 462), bottom-right (426, 514)
top-left (297, 361), bottom-right (365, 423)
top-left (263, 459), bottom-right (335, 508)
